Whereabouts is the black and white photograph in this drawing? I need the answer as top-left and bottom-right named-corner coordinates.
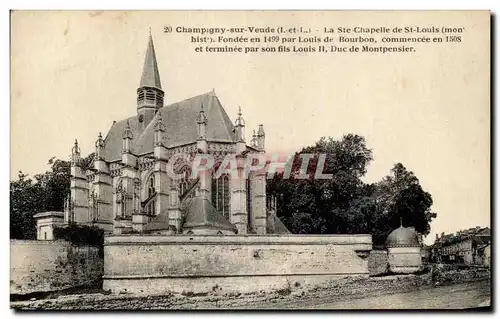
top-left (9, 10), bottom-right (491, 310)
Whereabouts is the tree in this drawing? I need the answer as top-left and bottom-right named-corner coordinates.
top-left (371, 163), bottom-right (436, 244)
top-left (268, 134), bottom-right (374, 234)
top-left (10, 153), bottom-right (95, 239)
top-left (267, 136), bottom-right (437, 247)
top-left (10, 172), bottom-right (43, 239)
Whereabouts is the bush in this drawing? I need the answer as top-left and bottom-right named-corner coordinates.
top-left (53, 224), bottom-right (104, 254)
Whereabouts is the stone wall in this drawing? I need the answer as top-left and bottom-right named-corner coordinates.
top-left (368, 250), bottom-right (388, 276)
top-left (103, 234), bottom-right (372, 295)
top-left (10, 240), bottom-right (103, 295)
top-left (12, 268), bottom-right (491, 310)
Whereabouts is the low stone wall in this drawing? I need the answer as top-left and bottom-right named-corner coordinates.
top-left (368, 250), bottom-right (388, 276)
top-left (11, 268), bottom-right (491, 310)
top-left (103, 234), bottom-right (372, 295)
top-left (10, 240), bottom-right (103, 295)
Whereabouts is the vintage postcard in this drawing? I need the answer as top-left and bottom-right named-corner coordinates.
top-left (10, 10), bottom-right (490, 310)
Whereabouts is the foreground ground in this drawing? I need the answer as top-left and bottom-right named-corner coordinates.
top-left (11, 268), bottom-right (491, 310)
top-left (253, 280), bottom-right (491, 309)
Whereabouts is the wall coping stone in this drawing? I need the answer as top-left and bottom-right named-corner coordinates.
top-left (105, 234), bottom-right (372, 246)
top-left (33, 211), bottom-right (64, 219)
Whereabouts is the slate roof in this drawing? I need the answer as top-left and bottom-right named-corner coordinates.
top-left (140, 33), bottom-right (162, 89)
top-left (102, 91), bottom-right (236, 162)
top-left (435, 227), bottom-right (491, 246)
top-left (182, 196), bottom-right (237, 232)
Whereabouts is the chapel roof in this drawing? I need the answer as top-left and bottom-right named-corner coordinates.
top-left (102, 91), bottom-right (236, 162)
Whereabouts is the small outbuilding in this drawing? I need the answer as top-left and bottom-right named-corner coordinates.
top-left (386, 226), bottom-right (423, 274)
top-left (33, 211), bottom-right (65, 240)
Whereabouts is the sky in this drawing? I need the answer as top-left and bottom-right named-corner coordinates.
top-left (10, 11), bottom-right (490, 244)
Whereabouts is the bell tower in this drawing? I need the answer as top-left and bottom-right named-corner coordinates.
top-left (137, 30), bottom-right (164, 129)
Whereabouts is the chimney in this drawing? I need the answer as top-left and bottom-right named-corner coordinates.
top-left (441, 232), bottom-right (445, 238)
top-left (435, 234), bottom-right (439, 241)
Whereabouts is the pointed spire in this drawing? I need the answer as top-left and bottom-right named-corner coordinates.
top-left (140, 31), bottom-right (162, 89)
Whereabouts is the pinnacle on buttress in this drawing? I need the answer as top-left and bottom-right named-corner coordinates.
top-left (257, 124), bottom-right (265, 151)
top-left (235, 106), bottom-right (245, 127)
top-left (95, 132), bottom-right (105, 160)
top-left (234, 106), bottom-right (245, 143)
top-left (154, 110), bottom-right (166, 132)
top-left (197, 103), bottom-right (208, 125)
top-left (154, 111), bottom-right (166, 146)
top-left (257, 124), bottom-right (265, 136)
top-left (250, 129), bottom-right (257, 147)
top-left (122, 120), bottom-right (133, 140)
top-left (197, 103), bottom-right (208, 141)
top-left (95, 132), bottom-right (104, 148)
top-left (71, 138), bottom-right (81, 165)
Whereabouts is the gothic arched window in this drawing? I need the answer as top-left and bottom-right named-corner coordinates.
top-left (246, 179), bottom-right (252, 227)
top-left (148, 174), bottom-right (156, 198)
top-left (178, 166), bottom-right (191, 197)
top-left (146, 200), bottom-right (156, 216)
top-left (212, 173), bottom-right (230, 218)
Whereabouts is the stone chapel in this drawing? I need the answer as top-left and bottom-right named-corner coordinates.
top-left (63, 33), bottom-right (289, 236)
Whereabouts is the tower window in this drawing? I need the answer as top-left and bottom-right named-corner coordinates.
top-left (146, 90), bottom-right (156, 101)
top-left (137, 91), bottom-right (145, 103)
